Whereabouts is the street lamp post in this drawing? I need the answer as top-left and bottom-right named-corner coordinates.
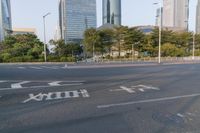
top-left (132, 43), bottom-right (134, 63)
top-left (154, 2), bottom-right (162, 64)
top-left (43, 12), bottom-right (51, 62)
top-left (192, 32), bottom-right (195, 60)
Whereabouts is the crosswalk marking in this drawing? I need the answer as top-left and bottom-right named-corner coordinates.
top-left (11, 81), bottom-right (31, 88)
top-left (0, 81), bottom-right (7, 83)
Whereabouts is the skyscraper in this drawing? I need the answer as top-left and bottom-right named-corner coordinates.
top-left (59, 0), bottom-right (96, 43)
top-left (0, 0), bottom-right (12, 42)
top-left (163, 0), bottom-right (189, 31)
top-left (196, 0), bottom-right (200, 34)
top-left (103, 0), bottom-right (121, 25)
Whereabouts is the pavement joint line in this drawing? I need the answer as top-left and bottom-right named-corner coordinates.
top-left (97, 93), bottom-right (200, 109)
top-left (0, 83), bottom-right (84, 91)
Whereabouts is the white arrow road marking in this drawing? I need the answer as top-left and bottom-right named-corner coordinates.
top-left (48, 81), bottom-right (62, 86)
top-left (11, 81), bottom-right (31, 88)
top-left (0, 81), bottom-right (7, 83)
top-left (133, 85), bottom-right (160, 91)
top-left (120, 86), bottom-right (136, 93)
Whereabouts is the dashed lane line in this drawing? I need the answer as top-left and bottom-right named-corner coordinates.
top-left (97, 93), bottom-right (200, 109)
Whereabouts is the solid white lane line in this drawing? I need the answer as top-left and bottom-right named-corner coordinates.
top-left (11, 81), bottom-right (31, 88)
top-left (0, 83), bottom-right (84, 91)
top-left (48, 81), bottom-right (62, 86)
top-left (97, 93), bottom-right (200, 109)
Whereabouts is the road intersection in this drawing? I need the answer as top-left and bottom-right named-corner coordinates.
top-left (1, 63), bottom-right (200, 133)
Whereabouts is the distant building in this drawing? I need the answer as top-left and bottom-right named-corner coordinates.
top-left (53, 25), bottom-right (61, 41)
top-left (0, 0), bottom-right (12, 41)
top-left (59, 0), bottom-right (96, 43)
top-left (135, 25), bottom-right (186, 34)
top-left (196, 0), bottom-right (200, 34)
top-left (163, 0), bottom-right (189, 31)
top-left (103, 0), bottom-right (121, 25)
top-left (12, 28), bottom-right (36, 35)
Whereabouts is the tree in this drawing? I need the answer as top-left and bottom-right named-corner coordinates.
top-left (83, 28), bottom-right (100, 57)
top-left (113, 26), bottom-right (128, 57)
top-left (0, 34), bottom-right (44, 62)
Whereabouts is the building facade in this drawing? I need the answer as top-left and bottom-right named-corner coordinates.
top-left (102, 0), bottom-right (121, 25)
top-left (0, 0), bottom-right (12, 41)
top-left (12, 28), bottom-right (36, 35)
top-left (163, 0), bottom-right (189, 31)
top-left (59, 0), bottom-right (96, 43)
top-left (196, 0), bottom-right (200, 34)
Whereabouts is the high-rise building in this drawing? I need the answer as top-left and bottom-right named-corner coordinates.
top-left (163, 0), bottom-right (189, 31)
top-left (103, 0), bottom-right (121, 25)
top-left (59, 0), bottom-right (96, 43)
top-left (196, 0), bottom-right (200, 34)
top-left (0, 0), bottom-right (12, 42)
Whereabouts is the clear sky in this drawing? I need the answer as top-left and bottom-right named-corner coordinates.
top-left (11, 0), bottom-right (197, 42)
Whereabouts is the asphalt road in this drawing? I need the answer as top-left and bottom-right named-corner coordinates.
top-left (1, 63), bottom-right (200, 133)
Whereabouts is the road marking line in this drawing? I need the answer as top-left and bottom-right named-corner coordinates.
top-left (11, 81), bottom-right (31, 88)
top-left (41, 66), bottom-right (59, 69)
top-left (18, 67), bottom-right (26, 69)
top-left (22, 89), bottom-right (90, 103)
top-left (0, 81), bottom-right (7, 83)
top-left (30, 67), bottom-right (42, 69)
top-left (48, 81), bottom-right (62, 86)
top-left (0, 83), bottom-right (83, 91)
top-left (119, 86), bottom-right (136, 93)
top-left (97, 93), bottom-right (200, 109)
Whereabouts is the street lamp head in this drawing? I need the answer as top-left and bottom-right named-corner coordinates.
top-left (43, 12), bottom-right (51, 18)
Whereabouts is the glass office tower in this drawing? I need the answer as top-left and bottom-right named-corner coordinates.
top-left (196, 0), bottom-right (200, 34)
top-left (103, 0), bottom-right (121, 25)
top-left (0, 0), bottom-right (12, 41)
top-left (59, 0), bottom-right (96, 43)
top-left (163, 0), bottom-right (189, 31)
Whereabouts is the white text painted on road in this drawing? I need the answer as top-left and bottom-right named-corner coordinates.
top-left (11, 81), bottom-right (31, 89)
top-left (110, 85), bottom-right (159, 93)
top-left (22, 89), bottom-right (90, 103)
